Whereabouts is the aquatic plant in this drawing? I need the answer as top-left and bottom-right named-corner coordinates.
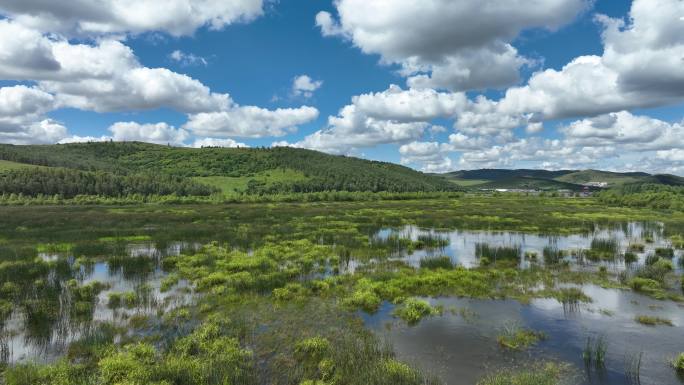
top-left (652, 258), bottom-right (674, 271)
top-left (160, 274), bottom-right (180, 292)
top-left (343, 288), bottom-right (382, 313)
top-left (643, 253), bottom-right (660, 267)
top-left (542, 246), bottom-right (563, 265)
top-left (392, 298), bottom-right (441, 325)
top-left (0, 298), bottom-right (12, 323)
top-left (36, 242), bottom-right (74, 253)
top-left (2, 362), bottom-right (44, 385)
top-left (475, 243), bottom-right (521, 262)
top-left (623, 251), bottom-right (638, 264)
top-left (595, 336), bottom-right (607, 367)
top-left (655, 247), bottom-right (675, 259)
top-left (583, 336), bottom-right (607, 368)
top-left (496, 323), bottom-right (546, 350)
top-left (628, 243), bottom-right (645, 252)
top-left (631, 258), bottom-right (675, 293)
top-left (672, 353), bottom-right (684, 372)
top-left (671, 235), bottom-right (684, 249)
top-left (554, 287), bottom-right (591, 305)
top-left (587, 238), bottom-right (618, 261)
top-left (419, 256), bottom-right (453, 270)
top-left (476, 362), bottom-right (569, 385)
top-left (415, 234), bottom-right (450, 249)
top-left (634, 315), bottom-right (674, 326)
top-left (627, 277), bottom-right (676, 300)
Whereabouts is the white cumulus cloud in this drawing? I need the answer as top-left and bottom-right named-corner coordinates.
top-left (185, 106), bottom-right (319, 138)
top-left (292, 75), bottom-right (323, 98)
top-left (0, 0), bottom-right (265, 37)
top-left (316, 0), bottom-right (590, 91)
top-left (108, 121), bottom-right (189, 145)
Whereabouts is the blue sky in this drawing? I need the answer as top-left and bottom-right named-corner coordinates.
top-left (0, 0), bottom-right (683, 174)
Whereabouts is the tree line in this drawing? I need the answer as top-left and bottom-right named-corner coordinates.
top-left (0, 142), bottom-right (457, 194)
top-left (597, 183), bottom-right (684, 211)
top-left (0, 168), bottom-right (218, 198)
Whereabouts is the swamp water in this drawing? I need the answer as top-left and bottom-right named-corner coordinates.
top-left (1, 221), bottom-right (683, 385)
top-left (1, 242), bottom-right (197, 363)
top-left (365, 223), bottom-right (684, 385)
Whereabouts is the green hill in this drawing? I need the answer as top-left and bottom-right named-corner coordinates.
top-left (477, 176), bottom-right (588, 191)
top-left (647, 174), bottom-right (684, 186)
top-left (555, 170), bottom-right (650, 186)
top-left (438, 168), bottom-right (672, 190)
top-left (443, 169), bottom-right (574, 182)
top-left (0, 142), bottom-right (456, 196)
top-left (0, 159), bottom-right (46, 171)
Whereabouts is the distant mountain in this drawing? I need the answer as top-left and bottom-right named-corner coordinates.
top-left (477, 176), bottom-right (590, 192)
top-left (445, 169), bottom-right (575, 181)
top-left (0, 142), bottom-right (456, 195)
top-left (647, 174), bottom-right (684, 186)
top-left (437, 168), bottom-right (682, 190)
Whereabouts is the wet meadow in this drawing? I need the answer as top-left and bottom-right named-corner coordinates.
top-left (1, 195), bottom-right (684, 384)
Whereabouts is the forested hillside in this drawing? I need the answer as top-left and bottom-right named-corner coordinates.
top-left (438, 168), bottom-right (683, 190)
top-left (0, 168), bottom-right (217, 198)
top-left (0, 142), bottom-right (455, 196)
top-left (597, 183), bottom-right (684, 210)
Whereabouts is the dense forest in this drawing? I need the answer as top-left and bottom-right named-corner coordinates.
top-left (0, 168), bottom-right (218, 198)
top-left (597, 183), bottom-right (684, 210)
top-left (0, 142), bottom-right (456, 195)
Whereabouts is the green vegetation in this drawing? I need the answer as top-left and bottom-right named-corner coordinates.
top-left (497, 324), bottom-right (546, 350)
top-left (655, 247), bottom-right (675, 258)
top-left (556, 170), bottom-right (650, 187)
top-left (0, 167), bottom-right (217, 198)
top-left (0, 142), bottom-right (456, 195)
top-left (475, 244), bottom-right (521, 262)
top-left (479, 176), bottom-right (587, 191)
top-left (0, 159), bottom-right (45, 171)
top-left (0, 195), bottom-right (683, 384)
top-left (439, 168), bottom-right (676, 191)
top-left (672, 353), bottom-right (684, 373)
top-left (476, 363), bottom-right (569, 385)
top-left (635, 315), bottom-right (674, 326)
top-left (392, 298), bottom-right (442, 325)
top-left (583, 336), bottom-right (607, 368)
top-left (543, 246), bottom-right (563, 265)
top-left (598, 183), bottom-right (684, 211)
top-left (419, 256), bottom-right (453, 270)
top-left (587, 238), bottom-right (618, 260)
top-left (194, 168), bottom-right (309, 194)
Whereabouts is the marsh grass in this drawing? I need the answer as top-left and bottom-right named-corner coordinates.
top-left (588, 238), bottom-right (618, 261)
top-left (624, 251), bottom-right (638, 264)
top-left (635, 315), bottom-right (674, 326)
top-left (0, 198), bottom-right (683, 383)
top-left (475, 243), bottom-right (521, 262)
top-left (496, 323), bottom-right (546, 350)
top-left (415, 234), bottom-right (450, 249)
top-left (583, 335), bottom-right (607, 368)
top-left (629, 243), bottom-right (645, 252)
top-left (476, 362), bottom-right (570, 385)
top-left (655, 247), bottom-right (675, 259)
top-left (419, 256), bottom-right (453, 270)
top-left (392, 298), bottom-right (441, 325)
top-left (672, 353), bottom-right (684, 373)
top-left (542, 246), bottom-right (563, 265)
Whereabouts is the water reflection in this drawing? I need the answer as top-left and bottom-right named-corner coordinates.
top-left (366, 287), bottom-right (684, 385)
top-left (1, 241), bottom-right (195, 363)
top-left (374, 222), bottom-right (682, 271)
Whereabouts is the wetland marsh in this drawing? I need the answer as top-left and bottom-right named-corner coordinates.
top-left (1, 196), bottom-right (683, 385)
